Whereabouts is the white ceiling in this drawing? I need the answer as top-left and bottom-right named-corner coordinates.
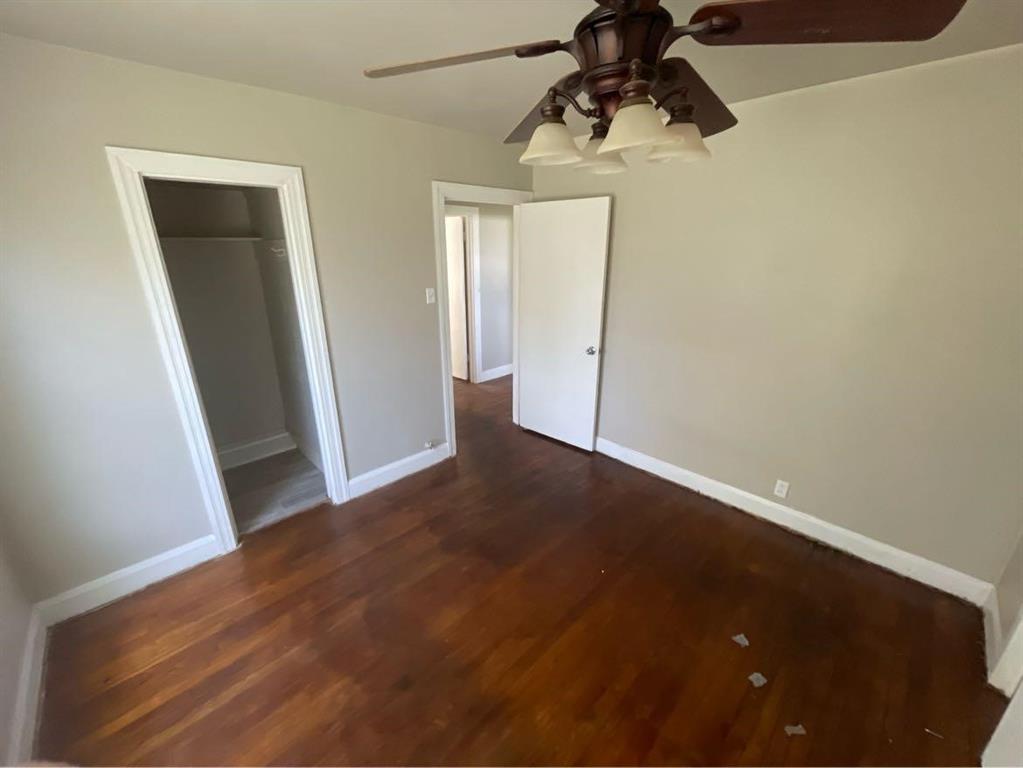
top-left (1, 0), bottom-right (1020, 141)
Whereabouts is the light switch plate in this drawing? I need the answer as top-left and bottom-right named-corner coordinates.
top-left (425, 287), bottom-right (436, 304)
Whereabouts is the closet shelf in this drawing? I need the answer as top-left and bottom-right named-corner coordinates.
top-left (159, 235), bottom-right (264, 242)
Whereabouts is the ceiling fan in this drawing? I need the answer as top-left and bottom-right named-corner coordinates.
top-left (365, 0), bottom-right (968, 173)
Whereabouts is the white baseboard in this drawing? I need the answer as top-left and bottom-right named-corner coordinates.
top-left (990, 614), bottom-right (1023, 696)
top-left (9, 534), bottom-right (223, 762)
top-left (35, 535), bottom-right (224, 627)
top-left (217, 431), bottom-right (295, 470)
top-left (985, 590), bottom-right (1005, 678)
top-left (983, 678), bottom-right (1023, 767)
top-left (7, 609), bottom-right (44, 765)
top-left (348, 444), bottom-right (452, 498)
top-left (595, 438), bottom-right (995, 607)
top-left (477, 364), bottom-right (512, 383)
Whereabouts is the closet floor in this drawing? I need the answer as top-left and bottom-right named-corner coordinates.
top-left (223, 448), bottom-right (327, 534)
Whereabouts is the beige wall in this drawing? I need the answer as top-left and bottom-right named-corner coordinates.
top-left (535, 45), bottom-right (1023, 582)
top-left (161, 238), bottom-right (287, 448)
top-left (0, 33), bottom-right (529, 600)
top-left (477, 204), bottom-right (514, 372)
top-left (254, 238), bottom-right (324, 470)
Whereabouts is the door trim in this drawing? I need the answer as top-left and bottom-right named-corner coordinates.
top-left (512, 204), bottom-right (521, 425)
top-left (431, 182), bottom-right (532, 455)
top-left (107, 147), bottom-right (351, 553)
top-left (444, 205), bottom-right (481, 384)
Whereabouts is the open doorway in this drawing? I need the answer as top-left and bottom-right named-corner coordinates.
top-left (432, 183), bottom-right (532, 455)
top-left (145, 179), bottom-right (329, 535)
top-left (107, 148), bottom-right (349, 552)
top-left (444, 203), bottom-right (519, 386)
top-left (434, 183), bottom-right (613, 458)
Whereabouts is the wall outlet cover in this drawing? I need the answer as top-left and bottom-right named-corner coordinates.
top-left (425, 287), bottom-right (436, 304)
top-left (773, 479), bottom-right (790, 499)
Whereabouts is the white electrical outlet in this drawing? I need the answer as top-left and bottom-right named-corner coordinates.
top-left (425, 287), bottom-right (436, 304)
top-left (773, 479), bottom-right (790, 500)
top-left (424, 440), bottom-right (437, 449)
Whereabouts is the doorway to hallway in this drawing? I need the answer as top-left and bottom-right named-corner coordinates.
top-left (443, 203), bottom-right (516, 386)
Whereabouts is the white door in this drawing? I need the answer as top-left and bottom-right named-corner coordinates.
top-left (515, 197), bottom-right (611, 450)
top-left (445, 215), bottom-right (469, 380)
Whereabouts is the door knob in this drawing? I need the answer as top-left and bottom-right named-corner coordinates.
top-left (585, 346), bottom-right (597, 356)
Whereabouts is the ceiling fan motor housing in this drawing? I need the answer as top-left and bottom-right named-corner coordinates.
top-left (571, 5), bottom-right (674, 121)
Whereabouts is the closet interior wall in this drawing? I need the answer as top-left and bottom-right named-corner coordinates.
top-left (245, 187), bottom-right (323, 471)
top-left (145, 180), bottom-right (325, 532)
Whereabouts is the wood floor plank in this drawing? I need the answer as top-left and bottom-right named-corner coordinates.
top-left (36, 376), bottom-right (1007, 765)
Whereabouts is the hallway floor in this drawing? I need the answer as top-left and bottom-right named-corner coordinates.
top-left (37, 376), bottom-right (1006, 765)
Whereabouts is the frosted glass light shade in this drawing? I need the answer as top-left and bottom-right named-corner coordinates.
top-left (647, 121), bottom-right (711, 163)
top-left (598, 101), bottom-right (672, 155)
top-left (519, 122), bottom-right (583, 166)
top-left (574, 137), bottom-right (627, 174)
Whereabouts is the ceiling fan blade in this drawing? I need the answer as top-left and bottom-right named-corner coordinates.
top-left (653, 58), bottom-right (737, 138)
top-left (364, 39), bottom-right (564, 78)
top-left (689, 0), bottom-right (967, 45)
top-left (504, 71), bottom-right (585, 144)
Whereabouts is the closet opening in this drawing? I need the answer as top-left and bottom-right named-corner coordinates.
top-left (145, 179), bottom-right (328, 535)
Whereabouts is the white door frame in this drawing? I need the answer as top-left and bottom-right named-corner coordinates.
top-left (444, 205), bottom-right (481, 383)
top-left (431, 182), bottom-right (532, 454)
top-left (990, 611), bottom-right (1023, 696)
top-left (107, 146), bottom-right (350, 553)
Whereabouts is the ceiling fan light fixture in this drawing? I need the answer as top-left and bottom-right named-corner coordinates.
top-left (648, 121), bottom-right (711, 163)
top-left (519, 101), bottom-right (582, 166)
top-left (575, 123), bottom-right (627, 174)
top-left (598, 102), bottom-right (673, 155)
top-left (598, 60), bottom-right (672, 155)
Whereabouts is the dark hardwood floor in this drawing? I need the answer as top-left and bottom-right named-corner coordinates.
top-left (37, 376), bottom-right (1006, 765)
